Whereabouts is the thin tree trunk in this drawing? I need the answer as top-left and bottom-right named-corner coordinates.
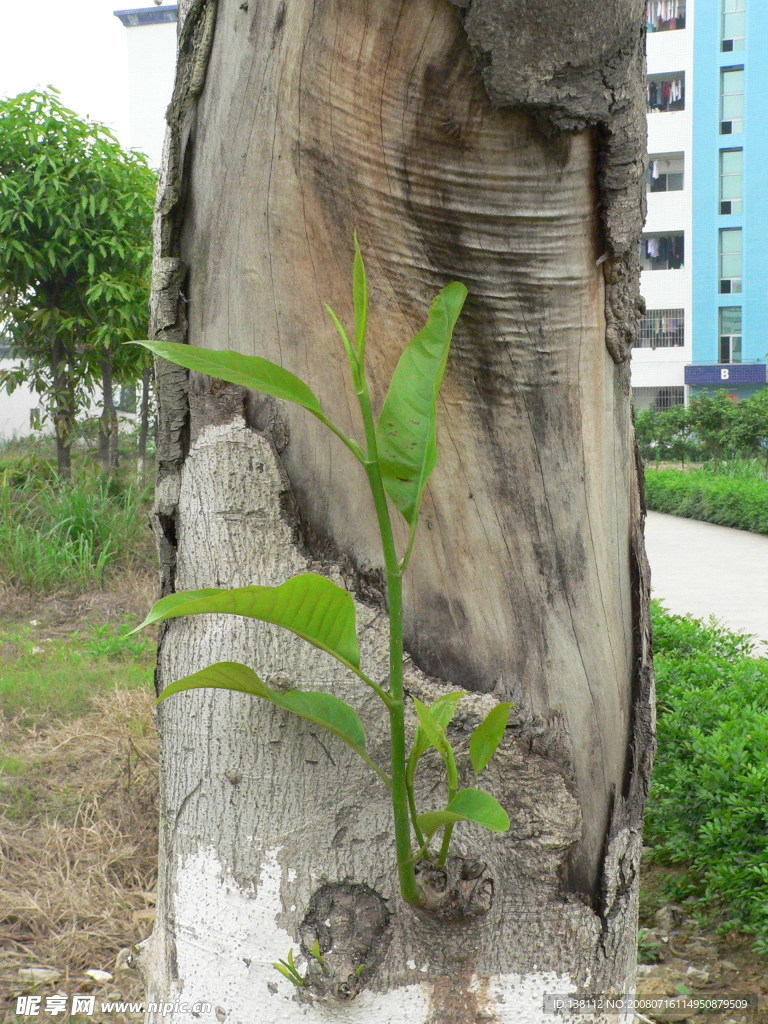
top-left (100, 355), bottom-right (119, 471)
top-left (51, 336), bottom-right (74, 480)
top-left (138, 1), bottom-right (654, 1020)
top-left (138, 364), bottom-right (152, 482)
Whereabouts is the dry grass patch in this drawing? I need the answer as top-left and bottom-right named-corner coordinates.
top-left (0, 689), bottom-right (158, 1012)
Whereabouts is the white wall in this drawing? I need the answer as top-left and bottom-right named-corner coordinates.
top-left (632, 4), bottom-right (695, 405)
top-left (124, 19), bottom-right (177, 168)
top-left (0, 361), bottom-right (40, 438)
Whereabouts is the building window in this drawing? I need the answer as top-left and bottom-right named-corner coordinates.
top-left (719, 307), bottom-right (743, 363)
top-left (720, 67), bottom-right (744, 134)
top-left (647, 154), bottom-right (684, 192)
top-left (646, 73), bottom-right (685, 113)
top-left (633, 387), bottom-right (686, 413)
top-left (719, 149), bottom-right (743, 214)
top-left (719, 229), bottom-right (743, 293)
top-left (722, 0), bottom-right (746, 51)
top-left (640, 233), bottom-right (685, 270)
top-left (636, 309), bottom-right (685, 349)
top-left (646, 0), bottom-right (686, 31)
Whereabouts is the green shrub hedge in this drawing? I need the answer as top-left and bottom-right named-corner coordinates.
top-left (646, 604), bottom-right (768, 951)
top-left (645, 468), bottom-right (768, 534)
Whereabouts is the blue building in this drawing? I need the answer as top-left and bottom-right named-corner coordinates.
top-left (633, 0), bottom-right (767, 410)
top-left (688, 0), bottom-right (767, 399)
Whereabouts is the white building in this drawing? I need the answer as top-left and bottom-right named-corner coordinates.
top-left (114, 4), bottom-right (178, 168)
top-left (633, 0), bottom-right (693, 412)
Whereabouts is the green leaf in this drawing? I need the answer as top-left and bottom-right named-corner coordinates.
top-left (325, 304), bottom-right (359, 378)
top-left (131, 340), bottom-right (327, 421)
top-left (411, 696), bottom-right (452, 759)
top-left (429, 691), bottom-right (466, 731)
top-left (158, 661), bottom-right (368, 761)
top-left (273, 949), bottom-right (305, 987)
top-left (352, 234), bottom-right (368, 360)
top-left (375, 281), bottom-right (467, 525)
top-left (469, 703), bottom-right (513, 775)
top-left (133, 572), bottom-right (360, 669)
top-left (416, 788), bottom-right (510, 839)
top-left (410, 691), bottom-right (465, 765)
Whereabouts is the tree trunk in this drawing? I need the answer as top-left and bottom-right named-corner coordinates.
top-left (138, 1), bottom-right (654, 1020)
top-left (51, 336), bottom-right (74, 480)
top-left (99, 355), bottom-right (120, 471)
top-left (138, 364), bottom-right (153, 482)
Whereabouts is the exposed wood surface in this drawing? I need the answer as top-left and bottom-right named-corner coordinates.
top-left (181, 0), bottom-right (638, 895)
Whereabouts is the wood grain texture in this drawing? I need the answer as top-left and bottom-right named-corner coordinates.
top-left (181, 0), bottom-right (637, 895)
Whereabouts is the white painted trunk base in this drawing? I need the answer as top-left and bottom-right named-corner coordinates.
top-left (165, 844), bottom-right (579, 1024)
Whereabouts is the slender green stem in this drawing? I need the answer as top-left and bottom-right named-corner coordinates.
top-left (399, 517), bottom-right (420, 575)
top-left (348, 664), bottom-right (393, 708)
top-left (317, 414), bottom-right (366, 465)
top-left (437, 824), bottom-right (455, 868)
top-left (405, 747), bottom-right (427, 849)
top-left (406, 775), bottom-right (427, 849)
top-left (355, 375), bottom-right (424, 908)
top-left (437, 744), bottom-right (458, 868)
top-left (359, 753), bottom-right (393, 791)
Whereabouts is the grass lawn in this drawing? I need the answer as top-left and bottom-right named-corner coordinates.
top-left (0, 617), bottom-right (154, 727)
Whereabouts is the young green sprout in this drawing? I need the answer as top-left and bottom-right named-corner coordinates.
top-left (272, 949), bottom-right (306, 988)
top-left (131, 239), bottom-right (512, 910)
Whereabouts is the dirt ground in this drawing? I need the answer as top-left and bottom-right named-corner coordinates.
top-left (1, 576), bottom-right (158, 1022)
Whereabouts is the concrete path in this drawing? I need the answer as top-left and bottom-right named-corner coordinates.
top-left (644, 511), bottom-right (768, 649)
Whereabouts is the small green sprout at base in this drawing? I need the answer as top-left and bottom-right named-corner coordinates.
top-left (273, 948), bottom-right (306, 988)
top-left (130, 237), bottom-right (512, 911)
top-left (309, 940), bottom-right (329, 975)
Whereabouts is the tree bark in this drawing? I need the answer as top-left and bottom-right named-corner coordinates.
top-left (99, 355), bottom-right (120, 471)
top-left (138, 1), bottom-right (654, 1020)
top-left (138, 364), bottom-right (153, 482)
top-left (51, 336), bottom-right (74, 480)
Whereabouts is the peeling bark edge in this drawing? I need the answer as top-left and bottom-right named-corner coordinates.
top-left (138, 0), bottom-right (218, 987)
top-left (149, 0), bottom-right (218, 598)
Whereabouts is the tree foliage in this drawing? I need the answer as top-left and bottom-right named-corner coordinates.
top-left (0, 90), bottom-right (156, 475)
top-left (636, 388), bottom-right (768, 472)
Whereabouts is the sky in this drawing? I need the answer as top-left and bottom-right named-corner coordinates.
top-left (0, 0), bottom-right (136, 144)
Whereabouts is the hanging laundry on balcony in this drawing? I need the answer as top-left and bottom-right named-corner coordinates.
top-left (646, 75), bottom-right (685, 112)
top-left (646, 0), bottom-right (686, 32)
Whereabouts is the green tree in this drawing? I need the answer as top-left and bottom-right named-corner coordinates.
top-left (688, 390), bottom-right (737, 473)
top-left (635, 408), bottom-right (660, 463)
top-left (635, 405), bottom-right (697, 466)
top-left (0, 89), bottom-right (156, 477)
top-left (733, 388), bottom-right (768, 477)
top-left (664, 403), bottom-right (698, 468)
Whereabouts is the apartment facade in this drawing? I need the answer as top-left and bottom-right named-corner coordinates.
top-left (114, 5), bottom-right (178, 169)
top-left (633, 0), bottom-right (767, 411)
